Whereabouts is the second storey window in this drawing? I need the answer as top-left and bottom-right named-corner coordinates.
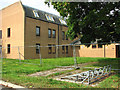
top-left (7, 44), bottom-right (10, 54)
top-left (7, 28), bottom-right (10, 37)
top-left (66, 35), bottom-right (68, 40)
top-left (62, 31), bottom-right (65, 40)
top-left (36, 44), bottom-right (40, 54)
top-left (52, 30), bottom-right (56, 38)
top-left (48, 29), bottom-right (51, 38)
top-left (36, 26), bottom-right (40, 36)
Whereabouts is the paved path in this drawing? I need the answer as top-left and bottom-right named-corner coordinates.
top-left (0, 80), bottom-right (25, 89)
top-left (0, 85), bottom-right (14, 89)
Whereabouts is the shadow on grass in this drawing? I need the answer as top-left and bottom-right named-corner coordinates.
top-left (91, 58), bottom-right (120, 77)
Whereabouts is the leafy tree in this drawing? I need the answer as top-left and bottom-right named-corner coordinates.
top-left (46, 2), bottom-right (120, 44)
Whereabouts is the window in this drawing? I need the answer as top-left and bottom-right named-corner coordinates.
top-left (7, 28), bottom-right (10, 37)
top-left (7, 44), bottom-right (10, 54)
top-left (59, 18), bottom-right (67, 25)
top-left (33, 10), bottom-right (39, 17)
top-left (62, 46), bottom-right (65, 54)
top-left (98, 44), bottom-right (102, 48)
top-left (50, 16), bottom-right (54, 21)
top-left (66, 35), bottom-right (68, 40)
top-left (62, 31), bottom-right (65, 40)
top-left (45, 14), bottom-right (54, 22)
top-left (36, 26), bottom-right (40, 36)
top-left (52, 30), bottom-right (56, 38)
top-left (92, 45), bottom-right (96, 48)
top-left (0, 30), bottom-right (2, 39)
top-left (66, 46), bottom-right (68, 54)
top-left (48, 29), bottom-right (52, 38)
top-left (52, 44), bottom-right (56, 54)
top-left (36, 44), bottom-right (40, 54)
top-left (48, 44), bottom-right (52, 54)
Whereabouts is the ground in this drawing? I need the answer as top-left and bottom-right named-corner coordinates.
top-left (1, 57), bottom-right (120, 88)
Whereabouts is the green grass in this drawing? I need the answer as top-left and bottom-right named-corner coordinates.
top-left (2, 57), bottom-right (120, 88)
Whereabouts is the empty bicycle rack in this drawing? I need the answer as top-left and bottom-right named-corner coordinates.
top-left (61, 65), bottom-right (111, 85)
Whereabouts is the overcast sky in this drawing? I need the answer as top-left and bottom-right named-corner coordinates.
top-left (0, 0), bottom-right (60, 16)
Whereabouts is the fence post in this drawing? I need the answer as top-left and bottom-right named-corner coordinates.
top-left (39, 46), bottom-right (42, 65)
top-left (73, 45), bottom-right (79, 69)
top-left (0, 47), bottom-right (2, 81)
top-left (18, 46), bottom-right (21, 62)
top-left (56, 46), bottom-right (58, 58)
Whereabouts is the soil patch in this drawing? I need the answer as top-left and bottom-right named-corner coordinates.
top-left (28, 62), bottom-right (97, 77)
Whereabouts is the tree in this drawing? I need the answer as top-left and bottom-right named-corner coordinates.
top-left (46, 2), bottom-right (120, 44)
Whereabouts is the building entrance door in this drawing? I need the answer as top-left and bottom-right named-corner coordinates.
top-left (116, 45), bottom-right (120, 58)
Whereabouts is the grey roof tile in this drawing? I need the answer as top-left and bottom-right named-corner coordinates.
top-left (23, 5), bottom-right (67, 26)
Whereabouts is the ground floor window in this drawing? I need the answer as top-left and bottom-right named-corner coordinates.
top-left (92, 45), bottom-right (96, 48)
top-left (66, 46), bottom-right (68, 54)
top-left (48, 44), bottom-right (56, 54)
top-left (48, 44), bottom-right (52, 54)
top-left (98, 44), bottom-right (102, 48)
top-left (36, 44), bottom-right (40, 54)
top-left (52, 44), bottom-right (56, 54)
top-left (62, 46), bottom-right (65, 54)
top-left (7, 44), bottom-right (10, 54)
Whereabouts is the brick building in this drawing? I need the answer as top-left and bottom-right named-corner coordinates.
top-left (0, 1), bottom-right (120, 60)
top-left (0, 1), bottom-right (73, 59)
top-left (72, 39), bottom-right (120, 58)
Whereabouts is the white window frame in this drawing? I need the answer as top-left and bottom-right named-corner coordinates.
top-left (59, 18), bottom-right (67, 25)
top-left (33, 10), bottom-right (39, 17)
top-left (45, 14), bottom-right (54, 22)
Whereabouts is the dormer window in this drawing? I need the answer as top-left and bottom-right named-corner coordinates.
top-left (45, 14), bottom-right (54, 22)
top-left (33, 10), bottom-right (39, 17)
top-left (59, 18), bottom-right (67, 25)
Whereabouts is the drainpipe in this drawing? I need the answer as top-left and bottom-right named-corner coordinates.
top-left (104, 45), bottom-right (105, 57)
top-left (56, 24), bottom-right (59, 58)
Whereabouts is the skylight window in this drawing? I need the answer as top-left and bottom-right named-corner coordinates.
top-left (33, 10), bottom-right (39, 17)
top-left (59, 18), bottom-right (67, 25)
top-left (45, 14), bottom-right (54, 22)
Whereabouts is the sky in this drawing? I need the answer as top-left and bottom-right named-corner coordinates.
top-left (0, 0), bottom-right (60, 16)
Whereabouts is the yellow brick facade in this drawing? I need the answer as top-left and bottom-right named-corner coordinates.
top-left (0, 2), bottom-right (25, 59)
top-left (24, 17), bottom-right (72, 59)
top-left (0, 1), bottom-right (73, 59)
top-left (75, 44), bottom-right (117, 58)
top-left (0, 1), bottom-right (119, 59)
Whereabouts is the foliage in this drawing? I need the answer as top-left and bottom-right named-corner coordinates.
top-left (46, 2), bottom-right (120, 44)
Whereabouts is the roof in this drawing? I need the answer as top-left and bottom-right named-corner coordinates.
top-left (23, 5), bottom-right (67, 26)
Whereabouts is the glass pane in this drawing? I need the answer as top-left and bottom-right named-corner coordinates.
top-left (33, 10), bottom-right (39, 17)
top-left (50, 16), bottom-right (54, 21)
top-left (66, 46), bottom-right (68, 54)
top-left (62, 31), bottom-right (65, 40)
top-left (48, 44), bottom-right (52, 54)
top-left (47, 15), bottom-right (50, 20)
top-left (48, 29), bottom-right (51, 38)
top-left (59, 18), bottom-right (67, 25)
top-left (53, 30), bottom-right (56, 38)
top-left (36, 27), bottom-right (40, 36)
top-left (66, 35), bottom-right (68, 40)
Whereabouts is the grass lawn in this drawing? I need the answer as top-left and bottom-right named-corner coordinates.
top-left (1, 57), bottom-right (120, 88)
